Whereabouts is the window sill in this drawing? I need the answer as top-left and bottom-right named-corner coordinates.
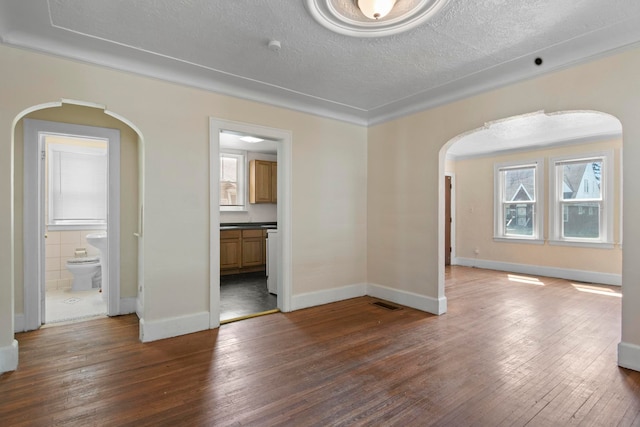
top-left (548, 239), bottom-right (614, 249)
top-left (220, 207), bottom-right (247, 213)
top-left (493, 237), bottom-right (544, 245)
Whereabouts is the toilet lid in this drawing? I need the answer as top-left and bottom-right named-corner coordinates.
top-left (67, 256), bottom-right (99, 264)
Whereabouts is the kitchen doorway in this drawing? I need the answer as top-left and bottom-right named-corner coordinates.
top-left (209, 118), bottom-right (292, 327)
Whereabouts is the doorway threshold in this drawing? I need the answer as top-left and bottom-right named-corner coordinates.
top-left (220, 308), bottom-right (280, 325)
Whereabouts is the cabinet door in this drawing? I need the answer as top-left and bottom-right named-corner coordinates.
top-left (242, 238), bottom-right (264, 267)
top-left (220, 239), bottom-right (241, 269)
top-left (271, 162), bottom-right (277, 203)
top-left (250, 160), bottom-right (272, 203)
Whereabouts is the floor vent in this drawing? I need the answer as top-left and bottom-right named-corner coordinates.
top-left (372, 301), bottom-right (401, 311)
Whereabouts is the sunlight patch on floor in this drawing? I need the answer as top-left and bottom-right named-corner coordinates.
top-left (507, 274), bottom-right (545, 286)
top-left (572, 283), bottom-right (622, 297)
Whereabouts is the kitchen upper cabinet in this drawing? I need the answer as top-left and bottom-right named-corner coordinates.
top-left (271, 162), bottom-right (277, 203)
top-left (250, 160), bottom-right (277, 204)
top-left (220, 230), bottom-right (241, 270)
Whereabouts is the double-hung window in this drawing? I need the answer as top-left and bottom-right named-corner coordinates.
top-left (220, 151), bottom-right (246, 211)
top-left (48, 141), bottom-right (108, 229)
top-left (550, 152), bottom-right (613, 247)
top-left (494, 159), bottom-right (543, 242)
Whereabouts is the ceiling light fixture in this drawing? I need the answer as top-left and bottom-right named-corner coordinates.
top-left (357, 0), bottom-right (397, 20)
top-left (240, 136), bottom-right (265, 143)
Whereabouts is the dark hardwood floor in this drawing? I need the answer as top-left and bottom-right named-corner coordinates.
top-left (2, 266), bottom-right (639, 426)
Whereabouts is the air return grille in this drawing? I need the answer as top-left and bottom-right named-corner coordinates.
top-left (372, 301), bottom-right (401, 311)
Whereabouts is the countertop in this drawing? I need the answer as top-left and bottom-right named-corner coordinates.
top-left (220, 222), bottom-right (277, 231)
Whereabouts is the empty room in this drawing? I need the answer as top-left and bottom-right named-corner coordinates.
top-left (1, 1), bottom-right (640, 425)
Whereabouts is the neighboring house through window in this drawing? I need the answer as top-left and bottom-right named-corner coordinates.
top-left (220, 151), bottom-right (246, 211)
top-left (550, 151), bottom-right (613, 247)
top-left (494, 159), bottom-right (543, 242)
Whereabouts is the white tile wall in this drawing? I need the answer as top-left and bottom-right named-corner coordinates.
top-left (45, 229), bottom-right (101, 290)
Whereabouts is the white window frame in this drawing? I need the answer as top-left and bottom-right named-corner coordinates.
top-left (219, 150), bottom-right (246, 212)
top-left (494, 159), bottom-right (544, 244)
top-left (549, 151), bottom-right (614, 248)
top-left (47, 141), bottom-right (108, 230)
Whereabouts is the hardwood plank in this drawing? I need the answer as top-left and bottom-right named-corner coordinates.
top-left (1, 266), bottom-right (639, 426)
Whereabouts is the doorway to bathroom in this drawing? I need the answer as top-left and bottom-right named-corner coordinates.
top-left (23, 118), bottom-right (121, 328)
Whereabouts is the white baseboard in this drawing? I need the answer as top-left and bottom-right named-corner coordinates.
top-left (453, 257), bottom-right (621, 286)
top-left (0, 340), bottom-right (19, 373)
top-left (14, 314), bottom-right (25, 333)
top-left (368, 283), bottom-right (447, 315)
top-left (119, 297), bottom-right (137, 315)
top-left (136, 298), bottom-right (143, 318)
top-left (291, 283), bottom-right (367, 311)
top-left (290, 282), bottom-right (447, 316)
top-left (139, 311), bottom-right (209, 343)
top-left (618, 342), bottom-right (640, 372)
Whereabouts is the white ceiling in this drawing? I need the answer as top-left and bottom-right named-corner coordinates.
top-left (447, 111), bottom-right (622, 160)
top-left (219, 132), bottom-right (278, 155)
top-left (1, 1), bottom-right (639, 127)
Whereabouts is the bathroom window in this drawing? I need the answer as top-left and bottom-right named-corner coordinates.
top-left (48, 140), bottom-right (108, 229)
top-left (220, 151), bottom-right (246, 211)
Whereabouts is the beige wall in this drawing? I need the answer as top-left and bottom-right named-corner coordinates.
top-left (0, 43), bottom-right (367, 349)
top-left (3, 41), bottom-right (640, 367)
top-left (368, 46), bottom-right (640, 349)
top-left (453, 139), bottom-right (622, 274)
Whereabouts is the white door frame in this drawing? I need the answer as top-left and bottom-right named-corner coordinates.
top-left (209, 118), bottom-right (292, 328)
top-left (23, 119), bottom-right (120, 329)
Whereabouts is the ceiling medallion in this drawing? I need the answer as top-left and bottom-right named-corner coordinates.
top-left (305, 0), bottom-right (448, 38)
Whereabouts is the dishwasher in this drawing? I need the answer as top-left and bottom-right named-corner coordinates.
top-left (266, 229), bottom-right (278, 294)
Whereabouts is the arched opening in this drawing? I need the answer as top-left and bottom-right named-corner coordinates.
top-left (438, 109), bottom-right (623, 306)
top-left (12, 100), bottom-right (144, 332)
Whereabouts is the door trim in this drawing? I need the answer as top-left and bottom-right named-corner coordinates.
top-left (23, 119), bottom-right (120, 330)
top-left (209, 118), bottom-right (292, 328)
top-left (445, 173), bottom-right (455, 264)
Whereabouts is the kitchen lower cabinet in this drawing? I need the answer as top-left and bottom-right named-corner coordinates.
top-left (220, 230), bottom-right (241, 270)
top-left (220, 228), bottom-right (267, 275)
top-left (241, 229), bottom-right (264, 267)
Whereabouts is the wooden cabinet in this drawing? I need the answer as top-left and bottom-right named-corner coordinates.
top-left (220, 230), bottom-right (241, 270)
top-left (271, 162), bottom-right (277, 203)
top-left (249, 160), bottom-right (277, 204)
top-left (220, 228), bottom-right (267, 275)
top-left (241, 229), bottom-right (264, 267)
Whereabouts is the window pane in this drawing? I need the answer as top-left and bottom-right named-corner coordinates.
top-left (220, 157), bottom-right (237, 182)
top-left (504, 203), bottom-right (534, 236)
top-left (561, 160), bottom-right (601, 200)
top-left (220, 153), bottom-right (244, 207)
top-left (51, 148), bottom-right (107, 223)
top-left (503, 168), bottom-right (535, 202)
top-left (562, 203), bottom-right (600, 238)
top-left (220, 182), bottom-right (237, 206)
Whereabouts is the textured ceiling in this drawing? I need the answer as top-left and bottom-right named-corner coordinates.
top-left (447, 111), bottom-right (622, 159)
top-left (1, 0), bottom-right (640, 126)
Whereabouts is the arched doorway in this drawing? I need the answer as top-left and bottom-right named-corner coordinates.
top-left (439, 109), bottom-right (623, 301)
top-left (13, 100), bottom-right (144, 331)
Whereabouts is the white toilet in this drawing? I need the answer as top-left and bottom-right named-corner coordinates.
top-left (66, 256), bottom-right (101, 292)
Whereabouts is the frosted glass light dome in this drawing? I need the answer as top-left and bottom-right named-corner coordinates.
top-left (357, 0), bottom-right (397, 20)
